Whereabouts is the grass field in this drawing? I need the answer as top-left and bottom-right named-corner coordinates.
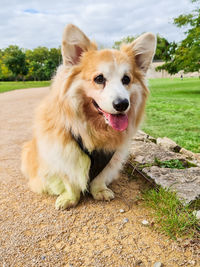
top-left (142, 77), bottom-right (200, 153)
top-left (0, 78), bottom-right (199, 152)
top-left (0, 81), bottom-right (50, 93)
top-left (142, 187), bottom-right (200, 239)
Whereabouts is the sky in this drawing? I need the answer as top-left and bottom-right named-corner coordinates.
top-left (0, 0), bottom-right (196, 49)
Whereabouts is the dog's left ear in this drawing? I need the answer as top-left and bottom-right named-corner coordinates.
top-left (62, 24), bottom-right (95, 66)
top-left (131, 33), bottom-right (157, 73)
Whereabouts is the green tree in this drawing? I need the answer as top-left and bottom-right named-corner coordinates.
top-left (4, 45), bottom-right (28, 80)
top-left (26, 46), bottom-right (49, 62)
top-left (154, 35), bottom-right (177, 61)
top-left (26, 47), bottom-right (61, 80)
top-left (0, 45), bottom-right (61, 81)
top-left (45, 48), bottom-right (61, 78)
top-left (0, 49), bottom-right (13, 80)
top-left (158, 0), bottom-right (200, 74)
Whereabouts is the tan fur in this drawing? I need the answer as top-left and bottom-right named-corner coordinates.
top-left (21, 24), bottom-right (156, 209)
top-left (21, 138), bottom-right (38, 179)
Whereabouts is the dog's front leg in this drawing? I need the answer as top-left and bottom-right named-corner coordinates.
top-left (90, 148), bottom-right (128, 201)
top-left (90, 173), bottom-right (115, 201)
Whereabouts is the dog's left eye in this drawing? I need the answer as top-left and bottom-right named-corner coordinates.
top-left (122, 75), bottom-right (130, 85)
top-left (94, 74), bottom-right (106, 85)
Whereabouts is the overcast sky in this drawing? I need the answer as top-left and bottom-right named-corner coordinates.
top-left (0, 0), bottom-right (196, 49)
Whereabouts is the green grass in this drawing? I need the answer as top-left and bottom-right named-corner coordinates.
top-left (127, 158), bottom-right (195, 171)
top-left (154, 158), bottom-right (185, 169)
top-left (143, 77), bottom-right (200, 153)
top-left (0, 81), bottom-right (51, 93)
top-left (142, 187), bottom-right (200, 239)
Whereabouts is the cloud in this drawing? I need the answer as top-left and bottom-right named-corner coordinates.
top-left (0, 0), bottom-right (195, 49)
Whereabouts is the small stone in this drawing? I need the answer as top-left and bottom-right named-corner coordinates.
top-left (135, 259), bottom-right (143, 266)
top-left (41, 256), bottom-right (46, 260)
top-left (119, 209), bottom-right (125, 213)
top-left (192, 210), bottom-right (200, 220)
top-left (180, 148), bottom-right (195, 159)
top-left (157, 137), bottom-right (177, 151)
top-left (123, 218), bottom-right (129, 223)
top-left (141, 220), bottom-right (149, 225)
top-left (135, 155), bottom-right (145, 163)
top-left (154, 262), bottom-right (163, 267)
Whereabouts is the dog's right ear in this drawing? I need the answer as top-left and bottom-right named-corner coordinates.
top-left (62, 24), bottom-right (95, 66)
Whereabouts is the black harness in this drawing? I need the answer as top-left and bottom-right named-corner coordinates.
top-left (71, 131), bottom-right (115, 181)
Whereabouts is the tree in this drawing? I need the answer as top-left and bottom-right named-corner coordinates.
top-left (0, 45), bottom-right (61, 81)
top-left (26, 46), bottom-right (49, 62)
top-left (4, 45), bottom-right (28, 80)
top-left (0, 50), bottom-right (13, 80)
top-left (157, 0), bottom-right (200, 74)
top-left (154, 35), bottom-right (177, 61)
top-left (45, 48), bottom-right (61, 78)
top-left (25, 47), bottom-right (61, 80)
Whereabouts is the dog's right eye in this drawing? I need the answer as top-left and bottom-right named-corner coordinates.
top-left (94, 74), bottom-right (106, 85)
top-left (122, 75), bottom-right (130, 85)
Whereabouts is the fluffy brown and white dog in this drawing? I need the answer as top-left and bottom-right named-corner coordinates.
top-left (21, 24), bottom-right (156, 210)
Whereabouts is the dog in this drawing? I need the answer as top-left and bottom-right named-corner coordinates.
top-left (21, 24), bottom-right (156, 210)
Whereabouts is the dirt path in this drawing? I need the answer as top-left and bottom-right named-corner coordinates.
top-left (0, 87), bottom-right (199, 267)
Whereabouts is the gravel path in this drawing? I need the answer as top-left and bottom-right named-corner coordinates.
top-left (0, 87), bottom-right (199, 266)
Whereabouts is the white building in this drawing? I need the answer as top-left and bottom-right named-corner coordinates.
top-left (147, 61), bottom-right (199, 78)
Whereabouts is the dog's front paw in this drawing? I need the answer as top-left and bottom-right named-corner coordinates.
top-left (91, 187), bottom-right (115, 201)
top-left (55, 192), bottom-right (79, 210)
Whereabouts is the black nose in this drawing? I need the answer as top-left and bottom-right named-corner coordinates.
top-left (112, 98), bottom-right (129, 112)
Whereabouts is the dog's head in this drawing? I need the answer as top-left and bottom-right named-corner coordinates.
top-left (60, 24), bottom-right (156, 132)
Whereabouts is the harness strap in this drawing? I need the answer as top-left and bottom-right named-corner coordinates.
top-left (71, 131), bottom-right (115, 181)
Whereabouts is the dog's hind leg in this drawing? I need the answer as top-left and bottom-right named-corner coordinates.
top-left (55, 177), bottom-right (81, 210)
top-left (45, 175), bottom-right (65, 195)
top-left (21, 139), bottom-right (46, 193)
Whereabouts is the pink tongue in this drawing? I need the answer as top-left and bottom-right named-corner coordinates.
top-left (103, 112), bottom-right (128, 131)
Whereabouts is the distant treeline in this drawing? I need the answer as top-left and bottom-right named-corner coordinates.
top-left (1, 24), bottom-right (199, 81)
top-left (0, 46), bottom-right (61, 81)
